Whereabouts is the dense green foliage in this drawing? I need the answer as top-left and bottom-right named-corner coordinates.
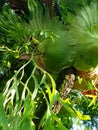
top-left (0, 0), bottom-right (98, 130)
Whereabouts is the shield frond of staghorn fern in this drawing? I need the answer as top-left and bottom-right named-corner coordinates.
top-left (30, 7), bottom-right (76, 74)
top-left (71, 1), bottom-right (98, 71)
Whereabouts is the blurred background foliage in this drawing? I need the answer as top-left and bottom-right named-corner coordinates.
top-left (0, 0), bottom-right (98, 130)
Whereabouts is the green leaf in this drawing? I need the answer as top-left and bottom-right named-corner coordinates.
top-left (32, 75), bottom-right (40, 100)
top-left (87, 95), bottom-right (97, 107)
top-left (53, 114), bottom-right (68, 130)
top-left (13, 116), bottom-right (20, 130)
top-left (44, 106), bottom-right (56, 130)
top-left (46, 72), bottom-right (56, 98)
top-left (57, 121), bottom-right (68, 130)
top-left (22, 95), bottom-right (35, 119)
top-left (28, 0), bottom-right (37, 12)
top-left (0, 93), bottom-right (10, 130)
top-left (40, 73), bottom-right (46, 84)
top-left (76, 110), bottom-right (91, 120)
top-left (59, 98), bottom-right (76, 117)
top-left (20, 118), bottom-right (35, 130)
top-left (44, 116), bottom-right (56, 130)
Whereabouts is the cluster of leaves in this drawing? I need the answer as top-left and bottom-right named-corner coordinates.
top-left (0, 57), bottom-right (92, 130)
top-left (0, 0), bottom-right (98, 130)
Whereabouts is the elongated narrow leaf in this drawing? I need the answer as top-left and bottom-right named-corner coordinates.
top-left (0, 94), bottom-right (10, 130)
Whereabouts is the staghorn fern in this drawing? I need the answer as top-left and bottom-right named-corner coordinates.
top-left (29, 6), bottom-right (76, 75)
top-left (34, 1), bottom-right (98, 75)
top-left (0, 2), bottom-right (98, 129)
top-left (71, 1), bottom-right (98, 71)
top-left (1, 1), bottom-right (98, 74)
